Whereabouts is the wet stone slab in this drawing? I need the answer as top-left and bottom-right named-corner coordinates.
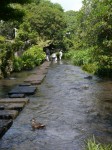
top-left (8, 85), bottom-right (37, 95)
top-left (0, 98), bottom-right (29, 104)
top-left (0, 119), bottom-right (13, 139)
top-left (0, 103), bottom-right (25, 111)
top-left (19, 83), bottom-right (31, 86)
top-left (33, 69), bottom-right (48, 75)
top-left (40, 61), bottom-right (51, 67)
top-left (9, 94), bottom-right (25, 98)
top-left (0, 110), bottom-right (18, 119)
top-left (24, 75), bottom-right (45, 83)
top-left (30, 80), bottom-right (42, 85)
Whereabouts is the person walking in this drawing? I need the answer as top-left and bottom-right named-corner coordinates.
top-left (45, 48), bottom-right (50, 61)
top-left (51, 52), bottom-right (57, 62)
top-left (59, 50), bottom-right (63, 60)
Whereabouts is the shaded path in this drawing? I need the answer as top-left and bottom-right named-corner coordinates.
top-left (0, 61), bottom-right (112, 150)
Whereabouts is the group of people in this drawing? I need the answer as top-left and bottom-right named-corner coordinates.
top-left (45, 48), bottom-right (63, 62)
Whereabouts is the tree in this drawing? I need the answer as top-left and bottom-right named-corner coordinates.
top-left (23, 1), bottom-right (66, 48)
top-left (65, 0), bottom-right (112, 76)
top-left (0, 0), bottom-right (32, 20)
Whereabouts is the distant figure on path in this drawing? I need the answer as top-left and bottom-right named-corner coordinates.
top-left (51, 52), bottom-right (57, 62)
top-left (45, 48), bottom-right (50, 61)
top-left (59, 50), bottom-right (63, 60)
top-left (14, 28), bottom-right (18, 38)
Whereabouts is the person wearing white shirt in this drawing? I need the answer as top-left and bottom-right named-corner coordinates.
top-left (59, 50), bottom-right (63, 60)
top-left (52, 53), bottom-right (57, 62)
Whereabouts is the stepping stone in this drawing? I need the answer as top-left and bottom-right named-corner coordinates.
top-left (40, 61), bottom-right (51, 67)
top-left (9, 94), bottom-right (25, 98)
top-left (0, 110), bottom-right (18, 119)
top-left (0, 98), bottom-right (29, 104)
top-left (24, 75), bottom-right (45, 83)
top-left (0, 119), bottom-right (13, 139)
top-left (19, 83), bottom-right (31, 86)
top-left (37, 69), bottom-right (48, 74)
top-left (8, 86), bottom-right (37, 95)
top-left (30, 80), bottom-right (42, 85)
top-left (32, 69), bottom-right (48, 75)
top-left (0, 103), bottom-right (25, 111)
top-left (40, 66), bottom-right (49, 69)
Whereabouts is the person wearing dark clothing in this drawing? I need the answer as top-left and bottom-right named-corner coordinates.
top-left (45, 48), bottom-right (50, 61)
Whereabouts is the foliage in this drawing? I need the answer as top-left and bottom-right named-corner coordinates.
top-left (64, 0), bottom-right (112, 77)
top-left (14, 22), bottom-right (37, 51)
top-left (0, 0), bottom-right (67, 77)
top-left (64, 11), bottom-right (79, 50)
top-left (82, 63), bottom-right (98, 74)
top-left (0, 20), bottom-right (19, 40)
top-left (0, 36), bottom-right (6, 42)
top-left (24, 1), bottom-right (66, 48)
top-left (85, 136), bottom-right (112, 150)
top-left (13, 57), bottom-right (23, 72)
top-left (0, 42), bottom-right (14, 78)
top-left (0, 0), bottom-right (32, 21)
top-left (13, 45), bottom-right (46, 71)
top-left (65, 45), bottom-right (112, 76)
top-left (64, 48), bottom-right (92, 65)
top-left (96, 55), bottom-right (112, 77)
top-left (0, 0), bottom-right (112, 77)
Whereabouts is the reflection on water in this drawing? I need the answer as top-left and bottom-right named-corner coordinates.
top-left (0, 61), bottom-right (112, 150)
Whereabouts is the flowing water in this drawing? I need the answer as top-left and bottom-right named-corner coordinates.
top-left (0, 61), bottom-right (112, 150)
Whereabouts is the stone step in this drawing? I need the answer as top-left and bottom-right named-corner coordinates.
top-left (8, 85), bottom-right (37, 95)
top-left (24, 74), bottom-right (45, 81)
top-left (0, 98), bottom-right (29, 104)
top-left (34, 69), bottom-right (48, 75)
top-left (0, 119), bottom-right (13, 139)
top-left (30, 80), bottom-right (42, 85)
top-left (19, 83), bottom-right (31, 86)
top-left (9, 94), bottom-right (25, 98)
top-left (0, 103), bottom-right (25, 111)
top-left (0, 110), bottom-right (19, 119)
top-left (40, 61), bottom-right (51, 67)
top-left (24, 75), bottom-right (45, 83)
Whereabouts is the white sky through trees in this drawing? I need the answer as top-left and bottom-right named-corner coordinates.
top-left (50, 0), bottom-right (83, 11)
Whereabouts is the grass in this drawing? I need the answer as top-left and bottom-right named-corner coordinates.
top-left (85, 136), bottom-right (112, 150)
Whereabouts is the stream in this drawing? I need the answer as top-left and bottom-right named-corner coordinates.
top-left (0, 61), bottom-right (112, 150)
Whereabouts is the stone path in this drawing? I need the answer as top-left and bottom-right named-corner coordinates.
top-left (8, 85), bottom-right (37, 95)
top-left (0, 61), bottom-right (51, 138)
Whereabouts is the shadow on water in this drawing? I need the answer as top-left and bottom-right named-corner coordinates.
top-left (0, 61), bottom-right (112, 150)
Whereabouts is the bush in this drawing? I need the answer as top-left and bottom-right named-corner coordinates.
top-left (96, 55), bottom-right (112, 77)
top-left (64, 49), bottom-right (92, 66)
top-left (21, 45), bottom-right (45, 69)
top-left (13, 57), bottom-right (23, 72)
top-left (0, 36), bottom-right (5, 43)
top-left (82, 63), bottom-right (98, 74)
top-left (0, 42), bottom-right (14, 78)
top-left (64, 47), bottom-right (112, 77)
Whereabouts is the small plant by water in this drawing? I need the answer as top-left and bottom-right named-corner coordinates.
top-left (85, 136), bottom-right (112, 150)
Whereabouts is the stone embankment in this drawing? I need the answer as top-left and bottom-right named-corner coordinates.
top-left (0, 61), bottom-right (51, 138)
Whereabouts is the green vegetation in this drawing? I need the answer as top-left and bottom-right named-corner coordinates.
top-left (85, 137), bottom-right (112, 150)
top-left (64, 48), bottom-right (98, 74)
top-left (0, 0), bottom-right (66, 78)
top-left (64, 0), bottom-right (112, 77)
top-left (0, 0), bottom-right (112, 148)
top-left (0, 0), bottom-right (112, 78)
top-left (13, 45), bottom-right (45, 71)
